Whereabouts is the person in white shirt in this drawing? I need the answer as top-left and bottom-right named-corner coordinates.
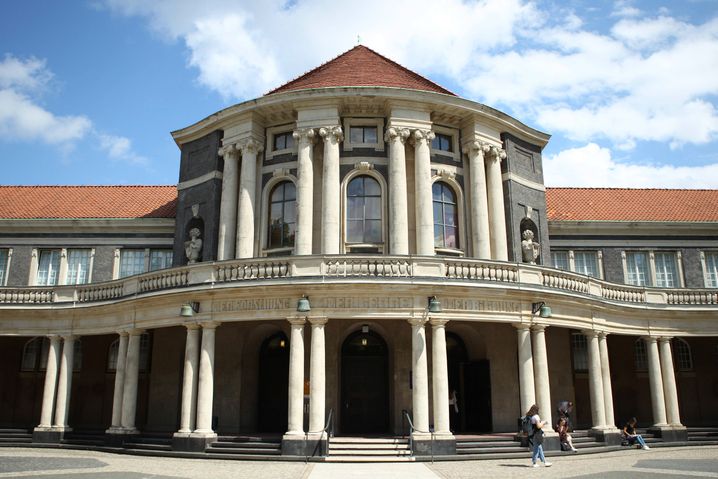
top-left (526, 404), bottom-right (552, 467)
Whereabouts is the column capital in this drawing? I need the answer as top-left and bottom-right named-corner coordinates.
top-left (308, 316), bottom-right (328, 326)
top-left (318, 125), bottom-right (343, 143)
top-left (384, 126), bottom-right (410, 143)
top-left (410, 128), bottom-right (435, 146)
top-left (46, 334), bottom-right (62, 340)
top-left (658, 336), bottom-right (674, 343)
top-left (61, 334), bottom-right (77, 341)
top-left (287, 317), bottom-right (307, 326)
top-left (487, 145), bottom-right (507, 161)
top-left (127, 328), bottom-right (145, 336)
top-left (218, 143), bottom-right (238, 158)
top-left (461, 140), bottom-right (491, 155)
top-left (598, 331), bottom-right (610, 339)
top-left (582, 329), bottom-right (600, 339)
top-left (531, 324), bottom-right (548, 333)
top-left (408, 317), bottom-right (428, 327)
top-left (642, 335), bottom-right (659, 344)
top-left (116, 330), bottom-right (129, 338)
top-left (430, 318), bottom-right (449, 327)
top-left (199, 321), bottom-right (220, 330)
top-left (513, 322), bottom-right (532, 331)
top-left (184, 323), bottom-right (201, 331)
top-left (293, 127), bottom-right (316, 145)
top-left (237, 138), bottom-right (264, 155)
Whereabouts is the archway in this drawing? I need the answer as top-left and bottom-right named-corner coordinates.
top-left (447, 332), bottom-right (492, 432)
top-left (257, 332), bottom-right (289, 433)
top-left (341, 330), bottom-right (389, 434)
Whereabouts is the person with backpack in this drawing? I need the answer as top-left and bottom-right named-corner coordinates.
top-left (525, 404), bottom-right (552, 467)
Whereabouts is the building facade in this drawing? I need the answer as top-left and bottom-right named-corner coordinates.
top-left (0, 46), bottom-right (717, 458)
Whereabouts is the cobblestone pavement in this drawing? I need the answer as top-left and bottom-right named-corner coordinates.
top-left (0, 446), bottom-right (716, 478)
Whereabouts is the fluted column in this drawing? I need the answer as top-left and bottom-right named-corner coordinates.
top-left (319, 126), bottom-right (343, 254)
top-left (584, 330), bottom-right (606, 429)
top-left (309, 317), bottom-right (328, 433)
top-left (464, 141), bottom-right (491, 259)
top-left (38, 335), bottom-right (61, 428)
top-left (217, 144), bottom-right (239, 260)
top-left (412, 129), bottom-right (436, 256)
top-left (486, 146), bottom-right (508, 261)
top-left (121, 329), bottom-right (143, 432)
top-left (515, 324), bottom-right (535, 414)
top-left (286, 318), bottom-right (306, 436)
top-left (108, 332), bottom-right (129, 431)
top-left (409, 318), bottom-right (430, 434)
top-left (177, 325), bottom-right (201, 433)
top-left (194, 322), bottom-right (218, 434)
top-left (236, 139), bottom-right (262, 259)
top-left (645, 336), bottom-right (668, 426)
top-left (658, 338), bottom-right (682, 426)
top-left (53, 335), bottom-right (76, 429)
top-left (598, 332), bottom-right (616, 428)
top-left (294, 128), bottom-right (315, 255)
top-left (385, 127), bottom-right (410, 255)
top-left (531, 325), bottom-right (552, 428)
top-left (431, 319), bottom-right (451, 435)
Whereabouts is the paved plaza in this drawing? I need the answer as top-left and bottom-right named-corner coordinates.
top-left (0, 446), bottom-right (716, 478)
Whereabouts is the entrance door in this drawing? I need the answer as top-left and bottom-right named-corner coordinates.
top-left (341, 331), bottom-right (389, 434)
top-left (258, 333), bottom-right (289, 432)
top-left (462, 360), bottom-right (493, 432)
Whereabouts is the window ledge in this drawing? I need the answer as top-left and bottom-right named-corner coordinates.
top-left (435, 248), bottom-right (464, 257)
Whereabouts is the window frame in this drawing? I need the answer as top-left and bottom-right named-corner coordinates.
top-left (622, 250), bottom-right (684, 288)
top-left (432, 181), bottom-right (460, 251)
top-left (430, 174), bottom-right (465, 257)
top-left (266, 180), bottom-right (297, 252)
top-left (634, 338), bottom-right (648, 372)
top-left (342, 118), bottom-right (384, 152)
top-left (65, 248), bottom-right (93, 285)
top-left (571, 333), bottom-right (588, 372)
top-left (0, 248), bottom-right (11, 286)
top-left (431, 125), bottom-right (460, 161)
top-left (341, 167), bottom-right (387, 254)
top-left (673, 338), bottom-right (693, 371)
top-left (265, 124), bottom-right (297, 161)
top-left (700, 251), bottom-right (718, 288)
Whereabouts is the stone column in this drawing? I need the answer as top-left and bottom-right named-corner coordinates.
top-left (385, 127), bottom-right (410, 255)
top-left (658, 338), bottom-right (682, 426)
top-left (515, 324), bottom-right (535, 414)
top-left (177, 325), bottom-right (201, 433)
top-left (412, 129), bottom-right (436, 256)
top-left (431, 319), bottom-right (451, 435)
top-left (486, 146), bottom-right (508, 261)
top-left (120, 329), bottom-right (143, 433)
top-left (108, 332), bottom-right (128, 431)
top-left (319, 126), bottom-right (343, 255)
top-left (53, 335), bottom-right (76, 429)
top-left (409, 318), bottom-right (430, 434)
top-left (294, 128), bottom-right (315, 255)
top-left (217, 144), bottom-right (239, 260)
top-left (286, 318), bottom-right (306, 436)
top-left (645, 337), bottom-right (668, 426)
top-left (531, 325), bottom-right (552, 428)
top-left (584, 330), bottom-right (606, 430)
top-left (598, 332), bottom-right (616, 428)
top-left (464, 141), bottom-right (491, 259)
top-left (38, 335), bottom-right (61, 428)
top-left (308, 317), bottom-right (328, 433)
top-left (236, 139), bottom-right (262, 259)
top-left (194, 322), bottom-right (218, 434)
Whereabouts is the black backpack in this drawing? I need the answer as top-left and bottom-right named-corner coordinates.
top-left (521, 415), bottom-right (533, 435)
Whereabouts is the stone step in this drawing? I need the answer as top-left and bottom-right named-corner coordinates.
top-left (216, 435), bottom-right (282, 443)
top-left (329, 443), bottom-right (410, 450)
top-left (206, 446), bottom-right (281, 455)
top-left (124, 443), bottom-right (172, 451)
top-left (457, 440), bottom-right (515, 448)
top-left (329, 449), bottom-right (412, 456)
top-left (457, 446), bottom-right (526, 455)
top-left (0, 436), bottom-right (32, 443)
top-left (211, 441), bottom-right (281, 449)
top-left (324, 455), bottom-right (415, 462)
top-left (61, 438), bottom-right (105, 446)
top-left (0, 428), bottom-right (31, 434)
top-left (331, 437), bottom-right (408, 444)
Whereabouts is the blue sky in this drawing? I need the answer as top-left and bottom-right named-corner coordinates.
top-left (1, 0), bottom-right (717, 187)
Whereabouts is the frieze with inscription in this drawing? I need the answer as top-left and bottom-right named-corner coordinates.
top-left (443, 299), bottom-right (521, 313)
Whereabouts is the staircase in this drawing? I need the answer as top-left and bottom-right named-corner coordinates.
top-left (123, 433), bottom-right (172, 452)
top-left (205, 435), bottom-right (282, 458)
top-left (456, 433), bottom-right (525, 457)
top-left (325, 437), bottom-right (413, 462)
top-left (687, 427), bottom-right (718, 444)
top-left (61, 430), bottom-right (106, 447)
top-left (0, 428), bottom-right (32, 445)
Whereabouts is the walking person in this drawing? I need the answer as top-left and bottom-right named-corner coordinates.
top-left (623, 417), bottom-right (650, 450)
top-left (526, 404), bottom-right (552, 467)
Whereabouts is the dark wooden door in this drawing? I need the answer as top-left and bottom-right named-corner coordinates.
top-left (258, 333), bottom-right (289, 432)
top-left (462, 360), bottom-right (492, 432)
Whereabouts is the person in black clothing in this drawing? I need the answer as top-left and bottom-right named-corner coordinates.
top-left (623, 417), bottom-right (650, 450)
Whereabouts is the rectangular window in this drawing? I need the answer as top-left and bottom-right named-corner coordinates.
top-left (705, 252), bottom-right (718, 287)
top-left (0, 249), bottom-right (8, 286)
top-left (37, 249), bottom-right (61, 286)
top-left (654, 252), bottom-right (678, 288)
top-left (552, 251), bottom-right (569, 271)
top-left (119, 249), bottom-right (145, 278)
top-left (349, 126), bottom-right (378, 144)
top-left (571, 333), bottom-right (588, 372)
top-left (431, 133), bottom-right (452, 152)
top-left (66, 249), bottom-right (91, 285)
top-left (273, 131), bottom-right (294, 151)
top-left (625, 252), bottom-right (651, 286)
top-left (574, 251), bottom-right (599, 278)
top-left (149, 249), bottom-right (173, 271)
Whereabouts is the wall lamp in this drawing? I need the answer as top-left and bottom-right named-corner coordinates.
top-left (428, 296), bottom-right (442, 313)
top-left (180, 302), bottom-right (199, 317)
top-left (531, 301), bottom-right (552, 318)
top-left (297, 294), bottom-right (311, 313)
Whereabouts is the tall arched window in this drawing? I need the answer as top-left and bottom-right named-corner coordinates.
top-left (21, 337), bottom-right (81, 372)
top-left (634, 339), bottom-right (648, 371)
top-left (268, 181), bottom-right (296, 250)
top-left (433, 182), bottom-right (458, 249)
top-left (673, 338), bottom-right (693, 371)
top-left (107, 333), bottom-right (151, 372)
top-left (346, 176), bottom-right (382, 245)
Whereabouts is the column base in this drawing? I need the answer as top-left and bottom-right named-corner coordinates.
top-left (411, 433), bottom-right (456, 456)
top-left (32, 426), bottom-right (71, 443)
top-left (172, 431), bottom-right (218, 452)
top-left (104, 427), bottom-right (139, 447)
top-left (589, 427), bottom-right (623, 446)
top-left (281, 433), bottom-right (308, 456)
top-left (539, 430), bottom-right (561, 451)
top-left (648, 425), bottom-right (688, 442)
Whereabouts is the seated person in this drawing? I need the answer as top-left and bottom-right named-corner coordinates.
top-left (622, 417), bottom-right (650, 450)
top-left (556, 417), bottom-right (577, 452)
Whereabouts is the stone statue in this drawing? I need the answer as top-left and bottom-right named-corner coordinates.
top-left (184, 227), bottom-right (203, 264)
top-left (521, 229), bottom-right (540, 264)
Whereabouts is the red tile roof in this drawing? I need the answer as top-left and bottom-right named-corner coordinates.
top-left (0, 186), bottom-right (177, 219)
top-left (547, 188), bottom-right (718, 222)
top-left (266, 45), bottom-right (455, 96)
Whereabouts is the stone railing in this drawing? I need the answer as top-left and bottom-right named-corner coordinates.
top-left (1, 255), bottom-right (717, 308)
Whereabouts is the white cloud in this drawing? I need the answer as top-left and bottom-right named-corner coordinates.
top-left (544, 143), bottom-right (718, 188)
top-left (98, 133), bottom-right (147, 165)
top-left (0, 55), bottom-right (53, 92)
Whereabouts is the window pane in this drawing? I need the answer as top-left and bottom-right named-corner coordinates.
top-left (363, 177), bottom-right (381, 196)
top-left (284, 223), bottom-right (296, 247)
top-left (431, 136), bottom-right (440, 150)
top-left (107, 340), bottom-right (119, 371)
top-left (442, 185), bottom-right (454, 203)
top-left (706, 252), bottom-right (718, 287)
top-left (37, 249), bottom-right (61, 286)
top-left (269, 225), bottom-right (282, 248)
top-left (149, 250), bottom-right (173, 271)
top-left (445, 226), bottom-right (457, 249)
top-left (270, 202), bottom-right (283, 224)
top-left (626, 252), bottom-right (650, 286)
top-left (284, 202), bottom-right (296, 224)
top-left (347, 220), bottom-right (363, 243)
top-left (552, 251), bottom-right (569, 271)
top-left (444, 204), bottom-right (456, 226)
top-left (347, 197), bottom-right (363, 220)
top-left (365, 197), bottom-right (381, 220)
top-left (363, 127), bottom-right (377, 144)
top-left (350, 127), bottom-right (364, 144)
top-left (574, 251), bottom-right (598, 277)
top-left (655, 252), bottom-right (678, 288)
top-left (365, 220), bottom-right (382, 243)
top-left (0, 249), bottom-right (8, 286)
top-left (571, 334), bottom-right (588, 371)
top-left (120, 250), bottom-right (145, 278)
top-left (432, 182), bottom-right (442, 200)
top-left (434, 225), bottom-right (444, 247)
top-left (635, 339), bottom-right (648, 371)
top-left (66, 249), bottom-right (91, 285)
top-left (283, 182), bottom-right (296, 201)
top-left (347, 177), bottom-right (364, 197)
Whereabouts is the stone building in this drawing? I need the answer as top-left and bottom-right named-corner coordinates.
top-left (0, 46), bottom-right (716, 459)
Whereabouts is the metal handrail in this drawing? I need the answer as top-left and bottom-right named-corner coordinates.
top-left (305, 408), bottom-right (334, 462)
top-left (402, 409), bottom-right (435, 463)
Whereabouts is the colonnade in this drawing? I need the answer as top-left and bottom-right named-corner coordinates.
top-left (216, 124), bottom-right (509, 260)
top-left (35, 335), bottom-right (75, 433)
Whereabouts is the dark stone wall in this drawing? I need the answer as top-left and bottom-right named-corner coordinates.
top-left (173, 130), bottom-right (224, 266)
top-left (92, 246), bottom-right (116, 283)
top-left (602, 248), bottom-right (625, 284)
top-left (6, 246), bottom-right (32, 286)
top-left (681, 248), bottom-right (705, 288)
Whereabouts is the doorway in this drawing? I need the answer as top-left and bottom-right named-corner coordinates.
top-left (257, 332), bottom-right (289, 433)
top-left (341, 330), bottom-right (389, 434)
top-left (447, 332), bottom-right (492, 432)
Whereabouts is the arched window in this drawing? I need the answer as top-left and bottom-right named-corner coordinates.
top-left (673, 338), bottom-right (693, 371)
top-left (634, 339), bottom-right (648, 371)
top-left (21, 337), bottom-right (81, 372)
top-left (346, 176), bottom-right (382, 245)
top-left (433, 182), bottom-right (458, 249)
top-left (268, 181), bottom-right (296, 250)
top-left (107, 333), bottom-right (151, 372)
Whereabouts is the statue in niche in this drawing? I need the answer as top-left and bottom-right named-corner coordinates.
top-left (521, 229), bottom-right (540, 264)
top-left (184, 227), bottom-right (203, 264)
